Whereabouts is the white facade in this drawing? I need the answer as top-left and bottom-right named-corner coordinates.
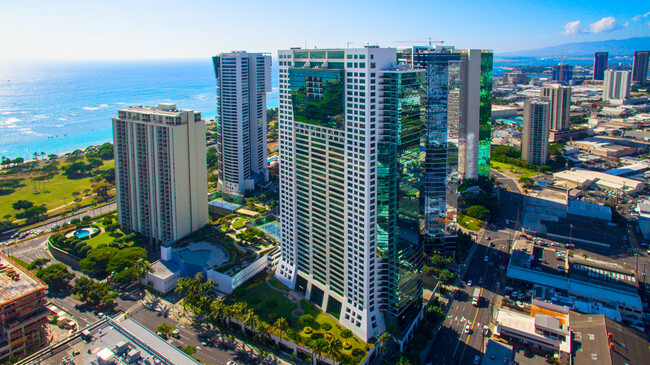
top-left (213, 52), bottom-right (271, 195)
top-left (113, 104), bottom-right (209, 244)
top-left (457, 49), bottom-right (481, 180)
top-left (522, 99), bottom-right (550, 165)
top-left (541, 84), bottom-right (571, 131)
top-left (275, 47), bottom-right (410, 341)
top-left (603, 70), bottom-right (631, 101)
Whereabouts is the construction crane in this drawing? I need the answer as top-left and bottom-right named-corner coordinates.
top-left (394, 37), bottom-right (444, 46)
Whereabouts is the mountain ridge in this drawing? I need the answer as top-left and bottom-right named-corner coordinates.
top-left (498, 37), bottom-right (650, 58)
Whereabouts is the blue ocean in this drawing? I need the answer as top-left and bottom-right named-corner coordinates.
top-left (0, 59), bottom-right (280, 159)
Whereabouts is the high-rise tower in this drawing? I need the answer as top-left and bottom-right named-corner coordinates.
top-left (275, 47), bottom-right (426, 342)
top-left (113, 104), bottom-right (208, 244)
top-left (541, 84), bottom-right (571, 131)
top-left (632, 51), bottom-right (649, 86)
top-left (478, 51), bottom-right (493, 178)
top-left (213, 51), bottom-right (272, 195)
top-left (603, 70), bottom-right (632, 101)
top-left (593, 52), bottom-right (608, 81)
top-left (522, 99), bottom-right (550, 166)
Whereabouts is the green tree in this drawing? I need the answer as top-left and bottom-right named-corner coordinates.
top-left (28, 258), bottom-right (50, 270)
top-left (299, 314), bottom-right (315, 328)
top-left (182, 345), bottom-right (196, 356)
top-left (36, 263), bottom-right (74, 291)
top-left (466, 205), bottom-right (490, 220)
top-left (273, 317), bottom-right (289, 348)
top-left (157, 322), bottom-right (175, 337)
top-left (12, 200), bottom-right (33, 211)
top-left (107, 247), bottom-right (147, 273)
top-left (80, 247), bottom-right (119, 276)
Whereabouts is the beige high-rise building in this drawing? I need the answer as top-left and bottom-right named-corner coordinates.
top-left (113, 103), bottom-right (208, 244)
top-left (522, 98), bottom-right (550, 166)
top-left (541, 84), bottom-right (571, 131)
top-left (603, 70), bottom-right (631, 101)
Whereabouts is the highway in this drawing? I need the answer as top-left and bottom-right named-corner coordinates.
top-left (425, 228), bottom-right (513, 365)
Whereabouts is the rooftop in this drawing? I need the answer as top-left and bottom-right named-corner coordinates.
top-left (0, 254), bottom-right (46, 304)
top-left (148, 260), bottom-right (179, 280)
top-left (569, 311), bottom-right (650, 365)
top-left (20, 316), bottom-right (201, 365)
top-left (119, 103), bottom-right (193, 117)
top-left (482, 340), bottom-right (514, 365)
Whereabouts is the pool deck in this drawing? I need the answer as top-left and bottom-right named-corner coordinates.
top-left (173, 241), bottom-right (228, 269)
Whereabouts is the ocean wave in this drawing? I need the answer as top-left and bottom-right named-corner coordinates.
top-left (1, 117), bottom-right (21, 125)
top-left (58, 118), bottom-right (67, 121)
top-left (83, 106), bottom-right (100, 110)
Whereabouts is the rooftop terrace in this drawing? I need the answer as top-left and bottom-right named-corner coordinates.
top-left (0, 254), bottom-right (46, 304)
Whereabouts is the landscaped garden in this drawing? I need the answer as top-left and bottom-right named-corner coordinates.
top-left (229, 275), bottom-right (370, 358)
top-left (457, 214), bottom-right (483, 231)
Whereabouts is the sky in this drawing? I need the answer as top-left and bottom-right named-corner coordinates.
top-left (0, 0), bottom-right (648, 60)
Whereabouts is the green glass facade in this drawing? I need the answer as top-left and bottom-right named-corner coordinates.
top-left (377, 70), bottom-right (426, 333)
top-left (478, 51), bottom-right (493, 178)
top-left (289, 68), bottom-right (345, 129)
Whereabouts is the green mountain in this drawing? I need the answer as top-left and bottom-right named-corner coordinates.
top-left (499, 37), bottom-right (650, 58)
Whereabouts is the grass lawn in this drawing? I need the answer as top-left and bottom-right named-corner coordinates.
top-left (458, 214), bottom-right (483, 231)
top-left (231, 275), bottom-right (369, 356)
top-left (9, 255), bottom-right (30, 269)
top-left (84, 231), bottom-right (115, 249)
top-left (0, 158), bottom-right (114, 219)
top-left (232, 218), bottom-right (247, 229)
top-left (491, 161), bottom-right (538, 178)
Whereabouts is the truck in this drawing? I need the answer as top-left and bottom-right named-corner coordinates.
top-left (472, 288), bottom-right (481, 307)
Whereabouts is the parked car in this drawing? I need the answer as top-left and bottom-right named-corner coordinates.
top-left (467, 280), bottom-right (473, 287)
top-left (464, 324), bottom-right (471, 334)
top-left (482, 325), bottom-right (489, 336)
top-left (484, 255), bottom-right (489, 262)
top-left (474, 355), bottom-right (481, 364)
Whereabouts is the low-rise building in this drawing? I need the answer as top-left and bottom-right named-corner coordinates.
top-left (0, 254), bottom-right (49, 364)
top-left (18, 316), bottom-right (202, 365)
top-left (506, 241), bottom-right (643, 325)
top-left (549, 127), bottom-right (590, 143)
top-left (482, 340), bottom-right (514, 365)
top-left (143, 241), bottom-right (280, 294)
top-left (569, 311), bottom-right (650, 365)
top-left (495, 308), bottom-right (570, 355)
top-left (567, 139), bottom-right (636, 157)
top-left (636, 201), bottom-right (650, 240)
top-left (553, 168), bottom-right (645, 195)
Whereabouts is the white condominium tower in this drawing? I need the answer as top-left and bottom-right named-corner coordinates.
top-left (112, 103), bottom-right (209, 244)
top-left (541, 84), bottom-right (571, 131)
top-left (275, 47), bottom-right (428, 342)
top-left (522, 99), bottom-right (550, 166)
top-left (603, 70), bottom-right (631, 101)
top-left (213, 51), bottom-right (272, 195)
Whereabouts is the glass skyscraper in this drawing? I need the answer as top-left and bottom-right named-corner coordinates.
top-left (478, 51), bottom-right (493, 178)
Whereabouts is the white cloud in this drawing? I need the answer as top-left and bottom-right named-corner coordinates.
top-left (624, 22), bottom-right (629, 27)
top-left (564, 20), bottom-right (582, 35)
top-left (589, 17), bottom-right (618, 33)
top-left (633, 12), bottom-right (650, 22)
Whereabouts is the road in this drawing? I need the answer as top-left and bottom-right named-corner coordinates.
top-left (124, 299), bottom-right (288, 365)
top-left (425, 228), bottom-right (513, 365)
top-left (491, 169), bottom-right (521, 194)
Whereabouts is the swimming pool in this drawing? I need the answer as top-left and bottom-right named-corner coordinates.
top-left (258, 222), bottom-right (281, 241)
top-left (73, 229), bottom-right (90, 239)
top-left (177, 249), bottom-right (215, 267)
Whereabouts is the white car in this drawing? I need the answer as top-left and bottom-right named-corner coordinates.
top-left (467, 280), bottom-right (473, 286)
top-left (464, 324), bottom-right (471, 334)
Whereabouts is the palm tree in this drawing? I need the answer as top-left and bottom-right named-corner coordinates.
top-left (311, 338), bottom-right (328, 363)
top-left (256, 321), bottom-right (271, 348)
top-left (323, 338), bottom-right (343, 364)
top-left (376, 332), bottom-right (393, 363)
top-left (273, 317), bottom-right (289, 348)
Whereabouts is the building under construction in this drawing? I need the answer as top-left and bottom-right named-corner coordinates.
top-left (0, 253), bottom-right (49, 363)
